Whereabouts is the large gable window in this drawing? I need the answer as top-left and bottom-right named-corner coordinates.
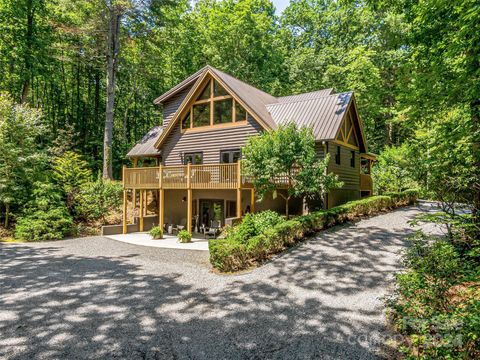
top-left (181, 77), bottom-right (248, 130)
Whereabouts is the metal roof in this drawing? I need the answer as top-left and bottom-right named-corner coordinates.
top-left (277, 89), bottom-right (333, 103)
top-left (126, 125), bottom-right (163, 158)
top-left (266, 92), bottom-right (352, 140)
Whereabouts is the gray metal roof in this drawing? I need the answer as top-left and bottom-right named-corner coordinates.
top-left (127, 125), bottom-right (163, 158)
top-left (266, 92), bottom-right (353, 140)
top-left (277, 89), bottom-right (333, 103)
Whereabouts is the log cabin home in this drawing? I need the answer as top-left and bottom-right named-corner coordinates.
top-left (121, 65), bottom-right (375, 235)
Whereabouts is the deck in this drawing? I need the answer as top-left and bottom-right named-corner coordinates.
top-left (123, 163), bottom-right (288, 190)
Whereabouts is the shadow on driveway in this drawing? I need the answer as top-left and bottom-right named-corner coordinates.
top-left (0, 206), bottom-right (425, 359)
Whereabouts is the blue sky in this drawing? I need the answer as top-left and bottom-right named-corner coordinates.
top-left (272, 0), bottom-right (290, 14)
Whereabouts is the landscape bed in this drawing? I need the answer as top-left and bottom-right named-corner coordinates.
top-left (209, 190), bottom-right (418, 272)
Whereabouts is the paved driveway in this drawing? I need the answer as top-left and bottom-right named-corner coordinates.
top-left (0, 205), bottom-right (436, 359)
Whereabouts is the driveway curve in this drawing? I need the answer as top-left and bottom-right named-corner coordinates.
top-left (0, 205), bottom-right (434, 359)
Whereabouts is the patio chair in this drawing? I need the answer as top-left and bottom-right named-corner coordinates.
top-left (204, 220), bottom-right (221, 239)
top-left (173, 218), bottom-right (187, 234)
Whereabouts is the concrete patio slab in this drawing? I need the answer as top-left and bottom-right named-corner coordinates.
top-left (105, 232), bottom-right (209, 251)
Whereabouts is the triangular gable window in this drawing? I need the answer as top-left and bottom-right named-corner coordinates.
top-left (181, 76), bottom-right (249, 130)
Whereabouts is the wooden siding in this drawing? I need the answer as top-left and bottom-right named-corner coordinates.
top-left (161, 115), bottom-right (263, 165)
top-left (327, 142), bottom-right (360, 190)
top-left (162, 87), bottom-right (191, 128)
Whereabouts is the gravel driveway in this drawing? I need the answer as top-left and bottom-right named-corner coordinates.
top-left (0, 205), bottom-right (436, 359)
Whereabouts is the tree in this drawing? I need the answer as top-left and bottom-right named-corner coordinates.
top-left (371, 144), bottom-right (417, 194)
top-left (242, 123), bottom-right (341, 217)
top-left (0, 93), bottom-right (47, 227)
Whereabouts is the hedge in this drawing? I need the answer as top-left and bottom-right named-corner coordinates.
top-left (209, 190), bottom-right (418, 272)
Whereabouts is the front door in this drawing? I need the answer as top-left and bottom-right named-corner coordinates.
top-left (199, 199), bottom-right (224, 227)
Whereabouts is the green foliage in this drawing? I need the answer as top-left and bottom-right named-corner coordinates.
top-left (0, 93), bottom-right (47, 227)
top-left (372, 144), bottom-right (418, 194)
top-left (75, 178), bottom-right (123, 222)
top-left (178, 230), bottom-right (192, 243)
top-left (15, 207), bottom-right (74, 241)
top-left (52, 151), bottom-right (92, 212)
top-left (15, 181), bottom-right (74, 241)
top-left (387, 217), bottom-right (480, 359)
top-left (149, 226), bottom-right (163, 239)
top-left (209, 190), bottom-right (418, 272)
top-left (227, 210), bottom-right (283, 244)
top-left (242, 123), bottom-right (341, 216)
top-left (53, 151), bottom-right (92, 195)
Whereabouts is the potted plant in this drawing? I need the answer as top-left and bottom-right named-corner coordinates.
top-left (149, 226), bottom-right (163, 240)
top-left (177, 230), bottom-right (192, 243)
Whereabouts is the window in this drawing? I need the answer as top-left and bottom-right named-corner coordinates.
top-left (214, 80), bottom-right (228, 96)
top-left (181, 77), bottom-right (249, 129)
top-left (350, 150), bottom-right (355, 168)
top-left (184, 152), bottom-right (203, 165)
top-left (220, 149), bottom-right (241, 163)
top-left (192, 103), bottom-right (210, 127)
top-left (214, 99), bottom-right (233, 124)
top-left (181, 112), bottom-right (191, 130)
top-left (335, 146), bottom-right (341, 165)
top-left (235, 101), bottom-right (247, 122)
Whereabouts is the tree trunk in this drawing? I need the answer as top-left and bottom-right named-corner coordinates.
top-left (4, 203), bottom-right (10, 228)
top-left (285, 197), bottom-right (289, 219)
top-left (103, 7), bottom-right (121, 179)
top-left (20, 0), bottom-right (34, 103)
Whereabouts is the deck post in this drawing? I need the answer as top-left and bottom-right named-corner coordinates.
top-left (250, 188), bottom-right (255, 213)
top-left (158, 164), bottom-right (163, 229)
top-left (187, 163), bottom-right (192, 233)
top-left (236, 161), bottom-right (242, 218)
top-left (139, 189), bottom-right (144, 232)
top-left (122, 166), bottom-right (127, 234)
top-left (132, 158), bottom-right (138, 216)
top-left (122, 190), bottom-right (127, 234)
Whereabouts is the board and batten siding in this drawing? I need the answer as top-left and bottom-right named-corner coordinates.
top-left (161, 115), bottom-right (263, 165)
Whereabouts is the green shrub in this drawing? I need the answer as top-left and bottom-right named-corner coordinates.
top-left (15, 207), bottom-right (73, 241)
top-left (387, 227), bottom-right (479, 359)
top-left (228, 210), bottom-right (283, 243)
top-left (209, 190), bottom-right (419, 272)
top-left (178, 230), bottom-right (192, 243)
top-left (76, 178), bottom-right (123, 221)
top-left (149, 226), bottom-right (163, 239)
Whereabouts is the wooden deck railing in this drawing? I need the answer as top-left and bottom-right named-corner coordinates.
top-left (360, 173), bottom-right (373, 192)
top-left (123, 163), bottom-right (241, 190)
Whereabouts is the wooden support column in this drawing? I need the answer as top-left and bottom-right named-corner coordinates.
top-left (250, 188), bottom-right (255, 213)
top-left (122, 166), bottom-right (127, 234)
top-left (132, 158), bottom-right (138, 215)
top-left (122, 190), bottom-right (127, 234)
top-left (236, 161), bottom-right (242, 218)
top-left (159, 189), bottom-right (164, 231)
top-left (139, 189), bottom-right (144, 232)
top-left (187, 163), bottom-right (192, 233)
top-left (158, 164), bottom-right (163, 229)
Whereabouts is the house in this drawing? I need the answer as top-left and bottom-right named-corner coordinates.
top-left (121, 65), bottom-right (375, 234)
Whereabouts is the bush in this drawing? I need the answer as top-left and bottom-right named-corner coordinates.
top-left (228, 210), bottom-right (283, 243)
top-left (209, 189), bottom-right (419, 272)
top-left (149, 226), bottom-right (163, 239)
top-left (178, 230), bottom-right (192, 243)
top-left (15, 207), bottom-right (74, 241)
top-left (387, 227), bottom-right (479, 358)
top-left (76, 178), bottom-right (123, 222)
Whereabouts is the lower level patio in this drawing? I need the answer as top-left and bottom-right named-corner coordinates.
top-left (105, 232), bottom-right (209, 251)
